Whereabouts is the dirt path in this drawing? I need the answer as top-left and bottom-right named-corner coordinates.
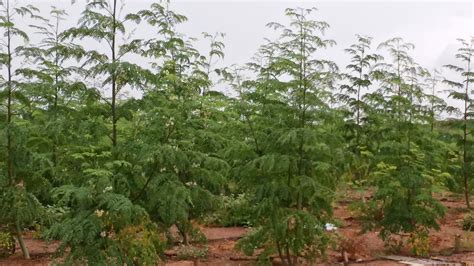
top-left (201, 227), bottom-right (248, 241)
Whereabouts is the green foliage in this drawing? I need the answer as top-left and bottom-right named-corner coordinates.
top-left (129, 79), bottom-right (228, 244)
top-left (109, 2), bottom-right (232, 246)
top-left (46, 183), bottom-right (162, 264)
top-left (115, 222), bottom-right (165, 265)
top-left (0, 186), bottom-right (45, 227)
top-left (176, 245), bottom-right (208, 260)
top-left (0, 0), bottom-right (45, 259)
top-left (339, 35), bottom-right (382, 185)
top-left (409, 230), bottom-right (430, 257)
top-left (363, 160), bottom-right (445, 237)
top-left (358, 37), bottom-right (447, 248)
top-left (203, 193), bottom-right (254, 227)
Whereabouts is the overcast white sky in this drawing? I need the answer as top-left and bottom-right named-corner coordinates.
top-left (171, 1), bottom-right (473, 71)
top-left (21, 0), bottom-right (473, 70)
top-left (10, 0), bottom-right (474, 111)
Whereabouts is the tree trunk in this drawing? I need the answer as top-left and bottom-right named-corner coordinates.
top-left (276, 241), bottom-right (288, 266)
top-left (15, 222), bottom-right (30, 259)
top-left (463, 60), bottom-right (471, 209)
top-left (285, 245), bottom-right (293, 266)
top-left (6, 0), bottom-right (13, 185)
top-left (177, 222), bottom-right (190, 245)
top-left (111, 0), bottom-right (118, 147)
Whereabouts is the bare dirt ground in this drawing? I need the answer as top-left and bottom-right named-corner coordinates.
top-left (1, 192), bottom-right (473, 266)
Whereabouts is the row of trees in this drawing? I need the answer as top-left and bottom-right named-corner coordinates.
top-left (0, 0), bottom-right (472, 264)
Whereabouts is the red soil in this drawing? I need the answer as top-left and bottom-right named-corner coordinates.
top-left (1, 192), bottom-right (473, 265)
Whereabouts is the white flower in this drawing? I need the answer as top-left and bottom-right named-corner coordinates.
top-left (103, 186), bottom-right (113, 193)
top-left (100, 231), bottom-right (107, 238)
top-left (185, 181), bottom-right (197, 187)
top-left (95, 209), bottom-right (105, 217)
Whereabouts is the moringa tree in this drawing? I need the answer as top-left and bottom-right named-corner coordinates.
top-left (424, 69), bottom-right (449, 132)
top-left (339, 35), bottom-right (382, 184)
top-left (0, 0), bottom-right (45, 259)
top-left (15, 6), bottom-right (92, 202)
top-left (201, 31), bottom-right (225, 96)
top-left (235, 7), bottom-right (341, 265)
top-left (340, 35), bottom-right (382, 145)
top-left (63, 0), bottom-right (151, 148)
top-left (443, 37), bottom-right (474, 209)
top-left (43, 1), bottom-right (162, 263)
top-left (362, 38), bottom-right (445, 254)
top-left (126, 2), bottom-right (230, 245)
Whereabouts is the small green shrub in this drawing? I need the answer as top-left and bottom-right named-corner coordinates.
top-left (187, 225), bottom-right (207, 244)
top-left (176, 245), bottom-right (208, 260)
top-left (382, 231), bottom-right (430, 257)
top-left (0, 231), bottom-right (15, 258)
top-left (116, 222), bottom-right (165, 265)
top-left (462, 211), bottom-right (474, 231)
top-left (409, 230), bottom-right (430, 257)
top-left (203, 193), bottom-right (253, 227)
top-left (383, 236), bottom-right (404, 254)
